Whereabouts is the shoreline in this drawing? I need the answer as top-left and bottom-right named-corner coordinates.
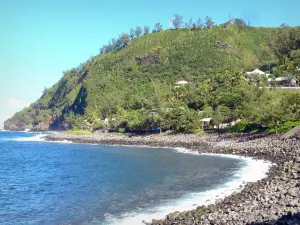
top-left (103, 152), bottom-right (272, 225)
top-left (45, 132), bottom-right (300, 224)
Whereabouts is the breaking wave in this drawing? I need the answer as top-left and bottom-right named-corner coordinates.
top-left (7, 133), bottom-right (72, 144)
top-left (103, 150), bottom-right (272, 225)
top-left (14, 133), bottom-right (48, 142)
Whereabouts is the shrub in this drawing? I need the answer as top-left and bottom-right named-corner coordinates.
top-left (191, 128), bottom-right (204, 135)
top-left (228, 120), bottom-right (247, 133)
top-left (161, 108), bottom-right (201, 133)
top-left (118, 128), bottom-right (126, 133)
top-left (234, 18), bottom-right (248, 30)
top-left (228, 121), bottom-right (264, 133)
top-left (267, 121), bottom-right (300, 133)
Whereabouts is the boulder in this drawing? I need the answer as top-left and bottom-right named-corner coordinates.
top-left (287, 188), bottom-right (299, 197)
top-left (288, 199), bottom-right (299, 207)
top-left (281, 126), bottom-right (300, 140)
top-left (167, 212), bottom-right (180, 220)
top-left (215, 41), bottom-right (232, 49)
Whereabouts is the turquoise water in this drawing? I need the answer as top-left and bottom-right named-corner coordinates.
top-left (0, 131), bottom-right (245, 224)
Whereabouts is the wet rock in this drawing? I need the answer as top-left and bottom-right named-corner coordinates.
top-left (167, 212), bottom-right (180, 220)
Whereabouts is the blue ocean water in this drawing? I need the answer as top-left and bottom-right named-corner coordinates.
top-left (0, 131), bottom-right (245, 225)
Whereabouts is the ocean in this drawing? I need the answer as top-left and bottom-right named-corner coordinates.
top-left (0, 131), bottom-right (271, 224)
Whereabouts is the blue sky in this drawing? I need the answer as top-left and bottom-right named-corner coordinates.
top-left (0, 0), bottom-right (299, 128)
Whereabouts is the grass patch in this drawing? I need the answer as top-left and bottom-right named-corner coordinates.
top-left (191, 128), bottom-right (205, 135)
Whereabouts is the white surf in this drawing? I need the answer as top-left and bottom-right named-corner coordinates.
top-left (104, 150), bottom-right (272, 225)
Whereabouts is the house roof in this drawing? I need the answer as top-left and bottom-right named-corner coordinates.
top-left (201, 118), bottom-right (212, 122)
top-left (175, 80), bottom-right (189, 85)
top-left (275, 77), bottom-right (288, 82)
top-left (275, 77), bottom-right (297, 82)
top-left (246, 69), bottom-right (266, 76)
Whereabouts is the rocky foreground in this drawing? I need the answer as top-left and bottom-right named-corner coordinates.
top-left (45, 131), bottom-right (300, 225)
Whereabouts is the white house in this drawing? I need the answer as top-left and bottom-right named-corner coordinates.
top-left (275, 77), bottom-right (288, 82)
top-left (275, 77), bottom-right (297, 86)
top-left (175, 80), bottom-right (189, 85)
top-left (201, 118), bottom-right (212, 128)
top-left (246, 69), bottom-right (266, 76)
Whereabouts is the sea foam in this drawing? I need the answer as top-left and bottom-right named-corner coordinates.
top-left (104, 149), bottom-right (273, 225)
top-left (11, 133), bottom-right (72, 144)
top-left (14, 133), bottom-right (48, 142)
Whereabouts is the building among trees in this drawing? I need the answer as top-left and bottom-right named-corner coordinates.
top-left (175, 80), bottom-right (190, 86)
top-left (246, 69), bottom-right (266, 76)
top-left (200, 118), bottom-right (212, 128)
top-left (275, 77), bottom-right (298, 86)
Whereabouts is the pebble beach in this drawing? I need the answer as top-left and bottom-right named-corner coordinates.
top-left (45, 131), bottom-right (300, 224)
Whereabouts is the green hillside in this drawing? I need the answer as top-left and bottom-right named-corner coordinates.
top-left (4, 24), bottom-right (299, 132)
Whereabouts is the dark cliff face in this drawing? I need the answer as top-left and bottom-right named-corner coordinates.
top-left (4, 115), bottom-right (32, 131)
top-left (4, 123), bottom-right (27, 131)
top-left (4, 110), bottom-right (72, 131)
top-left (4, 113), bottom-right (60, 131)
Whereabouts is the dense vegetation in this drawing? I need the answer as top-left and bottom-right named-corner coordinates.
top-left (4, 16), bottom-right (300, 133)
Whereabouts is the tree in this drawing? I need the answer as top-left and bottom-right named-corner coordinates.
top-left (113, 37), bottom-right (123, 50)
top-left (260, 101), bottom-right (286, 133)
top-left (228, 14), bottom-right (235, 23)
top-left (185, 17), bottom-right (193, 29)
top-left (205, 16), bottom-right (215, 29)
top-left (202, 105), bottom-right (213, 118)
top-left (213, 105), bottom-right (231, 128)
top-left (196, 17), bottom-right (203, 29)
top-left (144, 25), bottom-right (150, 35)
top-left (42, 87), bottom-right (48, 98)
top-left (107, 42), bottom-right (114, 52)
top-left (111, 38), bottom-right (118, 49)
top-left (281, 92), bottom-right (300, 121)
top-left (135, 26), bottom-right (142, 37)
top-left (272, 27), bottom-right (300, 61)
top-left (161, 108), bottom-right (200, 132)
top-left (99, 46), bottom-right (104, 55)
top-left (101, 43), bottom-right (113, 54)
top-left (153, 22), bottom-right (163, 32)
top-left (129, 28), bottom-right (135, 40)
top-left (234, 18), bottom-right (247, 30)
top-left (290, 49), bottom-right (300, 67)
top-left (51, 107), bottom-right (62, 120)
top-left (192, 22), bottom-right (197, 30)
top-left (173, 14), bottom-right (183, 29)
top-left (280, 23), bottom-right (289, 29)
top-left (119, 33), bottom-right (130, 47)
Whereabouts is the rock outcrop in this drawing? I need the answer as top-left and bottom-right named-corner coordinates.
top-left (281, 126), bottom-right (300, 140)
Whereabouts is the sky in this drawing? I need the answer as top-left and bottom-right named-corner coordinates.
top-left (0, 0), bottom-right (299, 129)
